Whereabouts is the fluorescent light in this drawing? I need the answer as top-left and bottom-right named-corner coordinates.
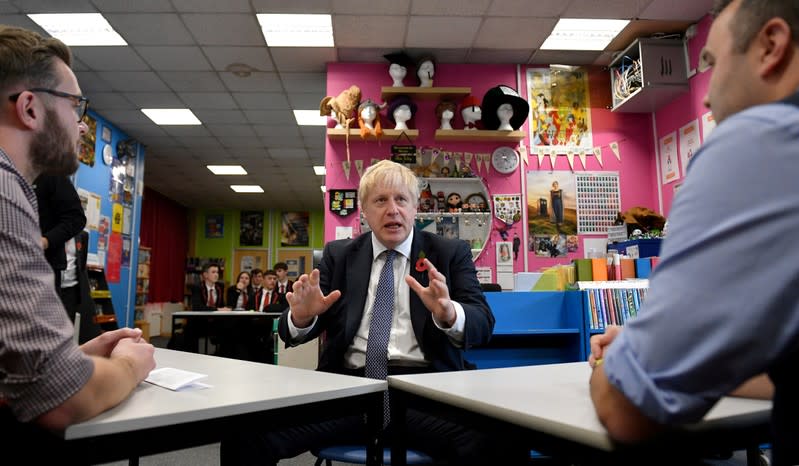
top-left (207, 165), bottom-right (247, 175)
top-left (257, 14), bottom-right (334, 47)
top-left (540, 18), bottom-right (629, 51)
top-left (313, 165), bottom-right (326, 176)
top-left (28, 13), bottom-right (127, 46)
top-left (320, 185), bottom-right (326, 193)
top-left (294, 110), bottom-right (327, 126)
top-left (231, 185), bottom-right (264, 193)
top-left (141, 109), bottom-right (202, 125)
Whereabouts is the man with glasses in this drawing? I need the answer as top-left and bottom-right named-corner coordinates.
top-left (0, 25), bottom-right (155, 460)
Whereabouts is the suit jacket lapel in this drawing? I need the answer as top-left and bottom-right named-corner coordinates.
top-left (409, 229), bottom-right (430, 344)
top-left (345, 236), bottom-right (373, 343)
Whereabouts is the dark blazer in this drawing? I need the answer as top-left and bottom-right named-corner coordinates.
top-left (254, 287), bottom-right (288, 313)
top-left (190, 282), bottom-right (225, 311)
top-left (34, 175), bottom-right (86, 272)
top-left (226, 286), bottom-right (254, 310)
top-left (72, 230), bottom-right (102, 342)
top-left (278, 229), bottom-right (494, 374)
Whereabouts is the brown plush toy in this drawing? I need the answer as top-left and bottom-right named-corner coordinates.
top-left (320, 85), bottom-right (361, 129)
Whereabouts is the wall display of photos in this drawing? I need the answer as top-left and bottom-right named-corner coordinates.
top-left (575, 172), bottom-right (621, 234)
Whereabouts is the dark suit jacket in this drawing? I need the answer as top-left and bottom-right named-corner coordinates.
top-left (71, 230), bottom-right (102, 342)
top-left (226, 286), bottom-right (254, 310)
top-left (190, 282), bottom-right (225, 311)
top-left (254, 287), bottom-right (288, 313)
top-left (278, 229), bottom-right (494, 374)
top-left (34, 175), bottom-right (86, 272)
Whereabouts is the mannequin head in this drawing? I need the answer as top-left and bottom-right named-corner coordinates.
top-left (497, 103), bottom-right (514, 131)
top-left (435, 100), bottom-right (457, 130)
top-left (393, 104), bottom-right (412, 130)
top-left (416, 56), bottom-right (435, 87)
top-left (460, 95), bottom-right (481, 129)
top-left (389, 64), bottom-right (407, 87)
top-left (359, 104), bottom-right (377, 129)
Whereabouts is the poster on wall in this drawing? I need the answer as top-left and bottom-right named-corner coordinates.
top-left (527, 67), bottom-right (593, 152)
top-left (659, 131), bottom-right (680, 184)
top-left (121, 235), bottom-right (131, 267)
top-left (78, 114), bottom-right (97, 167)
top-left (526, 172), bottom-right (577, 244)
top-left (701, 111), bottom-right (716, 141)
top-left (281, 211), bottom-right (309, 246)
top-left (679, 120), bottom-right (701, 177)
top-left (575, 172), bottom-right (620, 234)
top-left (239, 210), bottom-right (264, 246)
top-left (107, 232), bottom-right (122, 283)
top-left (205, 214), bottom-right (224, 238)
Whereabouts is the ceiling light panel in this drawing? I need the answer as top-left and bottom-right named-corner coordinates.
top-left (28, 14), bottom-right (127, 46)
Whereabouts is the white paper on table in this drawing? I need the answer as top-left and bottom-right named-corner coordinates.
top-left (145, 367), bottom-right (211, 391)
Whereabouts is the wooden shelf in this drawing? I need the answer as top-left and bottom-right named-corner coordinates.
top-left (327, 128), bottom-right (418, 141)
top-left (381, 86), bottom-right (470, 101)
top-left (434, 129), bottom-right (525, 142)
top-left (90, 290), bottom-right (111, 299)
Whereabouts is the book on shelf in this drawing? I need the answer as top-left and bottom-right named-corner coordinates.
top-left (579, 280), bottom-right (649, 330)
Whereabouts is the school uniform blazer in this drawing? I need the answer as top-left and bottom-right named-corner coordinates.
top-left (253, 287), bottom-right (287, 312)
top-left (190, 282), bottom-right (225, 311)
top-left (278, 228), bottom-right (494, 374)
top-left (226, 286), bottom-right (254, 310)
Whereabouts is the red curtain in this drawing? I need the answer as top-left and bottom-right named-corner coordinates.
top-left (140, 187), bottom-right (188, 303)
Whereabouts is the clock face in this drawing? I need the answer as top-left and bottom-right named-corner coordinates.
top-left (102, 144), bottom-right (113, 165)
top-left (491, 146), bottom-right (519, 174)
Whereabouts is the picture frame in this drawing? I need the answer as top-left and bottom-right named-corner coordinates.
top-left (101, 125), bottom-right (112, 143)
top-left (496, 241), bottom-right (513, 264)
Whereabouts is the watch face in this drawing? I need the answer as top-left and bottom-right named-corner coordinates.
top-left (492, 146), bottom-right (519, 174)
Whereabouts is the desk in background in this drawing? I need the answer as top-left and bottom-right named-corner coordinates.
top-left (64, 348), bottom-right (386, 465)
top-left (388, 362), bottom-right (771, 466)
top-left (171, 310), bottom-right (282, 360)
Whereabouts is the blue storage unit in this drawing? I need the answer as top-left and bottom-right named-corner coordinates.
top-left (607, 238), bottom-right (662, 258)
top-left (466, 291), bottom-right (585, 368)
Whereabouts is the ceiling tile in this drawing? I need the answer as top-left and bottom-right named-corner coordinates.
top-left (202, 46), bottom-right (274, 72)
top-left (105, 14), bottom-right (195, 45)
top-left (97, 71), bottom-right (170, 92)
top-left (192, 109), bottom-right (249, 124)
top-left (562, 0), bottom-right (647, 18)
top-left (136, 46), bottom-right (212, 71)
top-left (140, 135), bottom-right (182, 148)
top-left (219, 71), bottom-right (283, 92)
top-left (0, 14), bottom-right (42, 31)
top-left (279, 72), bottom-right (326, 93)
top-left (159, 71), bottom-right (227, 92)
top-left (410, 0), bottom-right (491, 16)
top-left (287, 93), bottom-right (323, 110)
top-left (11, 0), bottom-right (95, 13)
top-left (205, 124), bottom-right (256, 138)
top-left (474, 18), bottom-right (557, 49)
top-left (269, 48), bottom-right (337, 72)
top-left (244, 109), bottom-right (295, 124)
top-left (529, 50), bottom-right (602, 65)
top-left (250, 0), bottom-right (332, 14)
top-left (71, 57), bottom-right (89, 71)
top-left (467, 49), bottom-right (533, 64)
top-left (219, 136), bottom-right (265, 148)
top-left (333, 15), bottom-right (407, 48)
top-left (123, 92), bottom-right (184, 108)
top-left (268, 148), bottom-right (309, 159)
top-left (639, 0), bottom-right (712, 21)
top-left (253, 125), bottom-right (301, 137)
top-left (0, 4), bottom-right (20, 13)
top-left (119, 123), bottom-right (168, 139)
top-left (180, 136), bottom-right (224, 149)
top-left (171, 0), bottom-right (251, 12)
top-left (332, 0), bottom-right (409, 15)
top-left (405, 17), bottom-right (483, 48)
top-left (232, 92), bottom-right (291, 110)
top-left (299, 126), bottom-right (326, 140)
top-left (164, 125), bottom-right (213, 138)
top-left (487, 0), bottom-right (568, 17)
top-left (96, 109), bottom-right (153, 125)
top-left (259, 133), bottom-right (306, 148)
top-left (336, 47), bottom-right (395, 63)
top-left (182, 13), bottom-right (264, 46)
top-left (178, 92), bottom-right (238, 110)
top-left (231, 147), bottom-right (270, 159)
top-left (91, 0), bottom-right (174, 12)
top-left (88, 92), bottom-right (135, 110)
top-left (404, 48), bottom-right (469, 63)
top-left (75, 71), bottom-right (114, 93)
top-left (71, 47), bottom-right (150, 71)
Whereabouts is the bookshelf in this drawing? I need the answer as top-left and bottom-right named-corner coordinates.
top-left (578, 280), bottom-right (650, 352)
top-left (135, 247), bottom-right (151, 310)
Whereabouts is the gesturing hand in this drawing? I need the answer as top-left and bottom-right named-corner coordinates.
top-left (286, 269), bottom-right (341, 328)
top-left (405, 258), bottom-right (456, 327)
top-left (589, 325), bottom-right (623, 368)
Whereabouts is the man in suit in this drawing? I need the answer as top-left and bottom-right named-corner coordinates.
top-left (34, 174), bottom-right (86, 290)
top-left (221, 160), bottom-right (527, 465)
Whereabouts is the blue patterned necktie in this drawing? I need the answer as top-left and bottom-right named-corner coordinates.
top-left (364, 249), bottom-right (396, 426)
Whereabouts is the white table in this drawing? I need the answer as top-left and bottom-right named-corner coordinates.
top-left (388, 362), bottom-right (772, 465)
top-left (64, 348), bottom-right (386, 465)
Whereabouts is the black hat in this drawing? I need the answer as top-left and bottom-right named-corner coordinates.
top-left (386, 95), bottom-right (417, 124)
top-left (480, 85), bottom-right (530, 130)
top-left (383, 51), bottom-right (415, 70)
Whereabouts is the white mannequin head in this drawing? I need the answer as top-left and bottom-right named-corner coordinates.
top-left (440, 109), bottom-right (454, 130)
top-left (417, 59), bottom-right (434, 87)
top-left (497, 103), bottom-right (514, 131)
top-left (360, 105), bottom-right (377, 129)
top-left (461, 105), bottom-right (481, 130)
top-left (389, 63), bottom-right (407, 87)
top-left (393, 104), bottom-right (412, 130)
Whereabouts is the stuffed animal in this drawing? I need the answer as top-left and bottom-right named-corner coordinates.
top-left (619, 206), bottom-right (666, 236)
top-left (320, 85), bottom-right (361, 129)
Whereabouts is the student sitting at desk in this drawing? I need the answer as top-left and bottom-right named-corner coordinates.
top-left (190, 262), bottom-right (229, 311)
top-left (254, 269), bottom-right (288, 313)
top-left (221, 160), bottom-right (528, 465)
top-left (227, 271), bottom-right (254, 311)
top-left (589, 2), bottom-right (799, 465)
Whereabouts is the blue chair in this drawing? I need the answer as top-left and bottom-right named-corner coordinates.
top-left (312, 445), bottom-right (435, 465)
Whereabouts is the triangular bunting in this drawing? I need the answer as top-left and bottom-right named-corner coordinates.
top-left (566, 150), bottom-right (575, 171)
top-left (519, 143), bottom-right (529, 166)
top-left (547, 152), bottom-right (558, 170)
top-left (537, 147), bottom-right (545, 167)
top-left (610, 141), bottom-right (620, 161)
top-left (342, 160), bottom-right (351, 181)
top-left (578, 149), bottom-right (587, 169)
top-left (593, 147), bottom-right (604, 168)
top-left (355, 159), bottom-right (364, 178)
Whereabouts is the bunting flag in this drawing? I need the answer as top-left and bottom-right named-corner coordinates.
top-left (578, 149), bottom-right (587, 169)
top-left (342, 160), bottom-right (351, 181)
top-left (547, 151), bottom-right (558, 170)
top-left (593, 146), bottom-right (604, 167)
top-left (415, 149), bottom-right (422, 166)
top-left (453, 152), bottom-right (463, 171)
top-left (518, 143), bottom-right (529, 166)
top-left (537, 146), bottom-right (545, 167)
top-left (474, 153), bottom-right (482, 174)
top-left (610, 141), bottom-right (620, 161)
top-left (430, 148), bottom-right (440, 166)
top-left (354, 159), bottom-right (364, 178)
top-left (464, 152), bottom-right (473, 172)
top-left (566, 149), bottom-right (575, 171)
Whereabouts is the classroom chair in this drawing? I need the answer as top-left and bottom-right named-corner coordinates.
top-left (312, 445), bottom-right (435, 465)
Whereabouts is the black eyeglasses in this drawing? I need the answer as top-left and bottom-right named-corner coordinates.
top-left (8, 88), bottom-right (89, 123)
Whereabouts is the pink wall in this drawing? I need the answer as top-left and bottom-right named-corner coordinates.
top-left (655, 15), bottom-right (713, 215)
top-left (324, 61), bottom-right (661, 279)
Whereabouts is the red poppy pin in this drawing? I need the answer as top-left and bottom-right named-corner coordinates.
top-left (415, 251), bottom-right (428, 272)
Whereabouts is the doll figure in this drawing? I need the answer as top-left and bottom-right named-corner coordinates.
top-left (447, 193), bottom-right (462, 212)
top-left (435, 100), bottom-right (457, 130)
top-left (416, 56), bottom-right (435, 87)
top-left (460, 95), bottom-right (482, 130)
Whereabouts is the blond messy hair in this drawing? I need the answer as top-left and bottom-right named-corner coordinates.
top-left (358, 160), bottom-right (419, 206)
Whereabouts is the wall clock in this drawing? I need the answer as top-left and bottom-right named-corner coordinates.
top-left (491, 146), bottom-right (519, 174)
top-left (102, 144), bottom-right (113, 165)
